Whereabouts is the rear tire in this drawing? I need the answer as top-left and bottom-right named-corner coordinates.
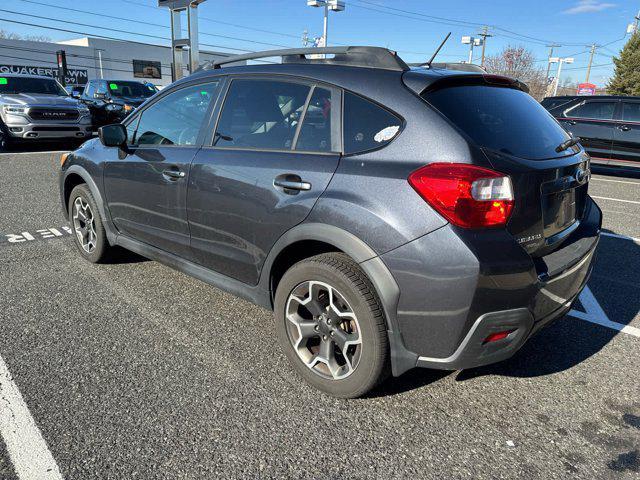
top-left (274, 252), bottom-right (390, 398)
top-left (68, 184), bottom-right (113, 263)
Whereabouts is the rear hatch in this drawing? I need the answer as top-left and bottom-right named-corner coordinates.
top-left (419, 75), bottom-right (590, 258)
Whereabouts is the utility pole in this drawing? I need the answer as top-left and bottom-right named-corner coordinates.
top-left (478, 26), bottom-right (492, 67)
top-left (585, 43), bottom-right (597, 83)
top-left (545, 43), bottom-right (560, 79)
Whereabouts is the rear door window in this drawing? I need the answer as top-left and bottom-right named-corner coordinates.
top-left (622, 102), bottom-right (640, 122)
top-left (295, 87), bottom-right (339, 153)
top-left (343, 92), bottom-right (402, 154)
top-left (423, 85), bottom-right (571, 160)
top-left (214, 79), bottom-right (311, 150)
top-left (564, 101), bottom-right (616, 120)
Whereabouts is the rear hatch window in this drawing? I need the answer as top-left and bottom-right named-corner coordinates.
top-left (422, 85), bottom-right (571, 160)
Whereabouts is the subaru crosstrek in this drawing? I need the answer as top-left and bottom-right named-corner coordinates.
top-left (59, 47), bottom-right (601, 398)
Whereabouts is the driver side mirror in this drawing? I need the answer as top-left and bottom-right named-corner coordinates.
top-left (99, 124), bottom-right (127, 148)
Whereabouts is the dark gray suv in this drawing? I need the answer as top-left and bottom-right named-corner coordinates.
top-left (59, 47), bottom-right (601, 398)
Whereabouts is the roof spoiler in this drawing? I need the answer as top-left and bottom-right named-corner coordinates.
top-left (403, 72), bottom-right (529, 96)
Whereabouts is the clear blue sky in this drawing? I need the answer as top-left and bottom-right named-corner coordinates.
top-left (1, 0), bottom-right (637, 87)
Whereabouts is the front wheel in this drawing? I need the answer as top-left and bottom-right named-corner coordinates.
top-left (274, 253), bottom-right (390, 398)
top-left (68, 184), bottom-right (113, 263)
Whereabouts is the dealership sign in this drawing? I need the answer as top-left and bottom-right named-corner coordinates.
top-left (577, 82), bottom-right (596, 95)
top-left (0, 64), bottom-right (89, 85)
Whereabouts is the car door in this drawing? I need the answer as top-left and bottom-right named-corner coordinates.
top-left (558, 99), bottom-right (617, 162)
top-left (103, 80), bottom-right (223, 259)
top-left (611, 100), bottom-right (640, 166)
top-left (188, 77), bottom-right (342, 285)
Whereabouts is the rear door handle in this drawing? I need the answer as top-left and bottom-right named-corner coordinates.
top-left (273, 173), bottom-right (311, 194)
top-left (162, 168), bottom-right (185, 180)
top-left (618, 125), bottom-right (631, 132)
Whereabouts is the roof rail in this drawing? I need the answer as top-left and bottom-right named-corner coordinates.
top-left (201, 46), bottom-right (410, 72)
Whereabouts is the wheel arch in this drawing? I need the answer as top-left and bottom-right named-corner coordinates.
top-left (261, 223), bottom-right (378, 302)
top-left (62, 165), bottom-right (117, 245)
top-left (261, 223), bottom-right (417, 377)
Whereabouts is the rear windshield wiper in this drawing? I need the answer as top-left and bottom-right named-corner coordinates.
top-left (555, 137), bottom-right (580, 153)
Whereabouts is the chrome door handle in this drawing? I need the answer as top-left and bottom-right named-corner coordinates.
top-left (162, 168), bottom-right (185, 180)
top-left (618, 125), bottom-right (631, 132)
top-left (274, 179), bottom-right (311, 191)
top-left (273, 173), bottom-right (311, 193)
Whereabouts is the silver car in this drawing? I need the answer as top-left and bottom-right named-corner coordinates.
top-left (0, 74), bottom-right (92, 150)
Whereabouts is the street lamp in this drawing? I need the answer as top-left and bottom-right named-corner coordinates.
top-left (461, 35), bottom-right (483, 64)
top-left (549, 57), bottom-right (574, 96)
top-left (307, 0), bottom-right (345, 48)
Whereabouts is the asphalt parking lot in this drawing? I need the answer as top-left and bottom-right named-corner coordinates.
top-left (0, 150), bottom-right (638, 479)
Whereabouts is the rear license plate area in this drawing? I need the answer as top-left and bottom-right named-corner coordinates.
top-left (542, 188), bottom-right (577, 239)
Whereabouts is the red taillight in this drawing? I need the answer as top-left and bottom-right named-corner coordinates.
top-left (408, 163), bottom-right (514, 229)
top-left (483, 330), bottom-right (514, 344)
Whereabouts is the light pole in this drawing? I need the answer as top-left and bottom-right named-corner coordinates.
top-left (307, 0), bottom-right (345, 48)
top-left (549, 57), bottom-right (574, 96)
top-left (158, 0), bottom-right (208, 81)
top-left (461, 35), bottom-right (482, 64)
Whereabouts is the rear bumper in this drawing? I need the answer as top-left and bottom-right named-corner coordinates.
top-left (380, 197), bottom-right (601, 374)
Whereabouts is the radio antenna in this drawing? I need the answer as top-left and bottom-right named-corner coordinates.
top-left (424, 32), bottom-right (451, 68)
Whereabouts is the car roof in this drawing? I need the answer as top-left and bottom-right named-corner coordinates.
top-left (0, 73), bottom-right (58, 80)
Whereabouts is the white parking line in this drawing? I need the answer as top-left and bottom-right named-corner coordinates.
top-left (591, 177), bottom-right (640, 186)
top-left (601, 232), bottom-right (640, 244)
top-left (592, 195), bottom-right (640, 205)
top-left (0, 354), bottom-right (63, 480)
top-left (569, 286), bottom-right (640, 338)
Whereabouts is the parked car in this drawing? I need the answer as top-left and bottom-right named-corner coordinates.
top-left (543, 95), bottom-right (640, 169)
top-left (65, 84), bottom-right (85, 98)
top-left (80, 79), bottom-right (158, 129)
top-left (60, 47), bottom-right (601, 398)
top-left (0, 74), bottom-right (92, 151)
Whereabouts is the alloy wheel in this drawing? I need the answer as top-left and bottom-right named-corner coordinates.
top-left (285, 280), bottom-right (362, 380)
top-left (72, 196), bottom-right (97, 253)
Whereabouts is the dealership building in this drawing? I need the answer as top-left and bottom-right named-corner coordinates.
top-left (0, 36), bottom-right (233, 87)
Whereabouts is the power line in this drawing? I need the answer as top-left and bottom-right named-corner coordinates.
top-left (0, 8), bottom-right (256, 54)
top-left (350, 0), bottom-right (591, 47)
top-left (118, 0), bottom-right (303, 40)
top-left (16, 0), bottom-right (294, 49)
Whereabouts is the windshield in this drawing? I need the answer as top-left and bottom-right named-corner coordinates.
top-left (0, 76), bottom-right (68, 96)
top-left (108, 81), bottom-right (157, 98)
top-left (423, 85), bottom-right (572, 160)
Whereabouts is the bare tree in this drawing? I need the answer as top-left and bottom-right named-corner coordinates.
top-left (0, 29), bottom-right (51, 42)
top-left (484, 45), bottom-right (548, 100)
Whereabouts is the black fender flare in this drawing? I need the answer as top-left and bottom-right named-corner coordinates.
top-left (259, 223), bottom-right (417, 376)
top-left (62, 165), bottom-right (118, 245)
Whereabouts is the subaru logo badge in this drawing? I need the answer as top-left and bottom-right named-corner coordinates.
top-left (575, 168), bottom-right (589, 184)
